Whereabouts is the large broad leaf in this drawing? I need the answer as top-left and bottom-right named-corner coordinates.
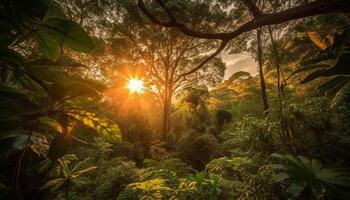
top-left (301, 53), bottom-right (350, 84)
top-left (28, 57), bottom-right (86, 68)
top-left (294, 64), bottom-right (329, 74)
top-left (317, 76), bottom-right (349, 94)
top-left (0, 45), bottom-right (24, 66)
top-left (14, 69), bottom-right (44, 92)
top-left (25, 65), bottom-right (68, 83)
top-left (332, 82), bottom-right (350, 107)
top-left (307, 32), bottom-right (327, 50)
top-left (67, 110), bottom-right (122, 143)
top-left (48, 134), bottom-right (71, 161)
top-left (49, 78), bottom-right (101, 100)
top-left (34, 30), bottom-right (60, 60)
top-left (287, 182), bottom-right (307, 197)
top-left (41, 178), bottom-right (65, 190)
top-left (38, 117), bottom-right (63, 133)
top-left (12, 0), bottom-right (48, 21)
top-left (43, 18), bottom-right (94, 52)
top-left (0, 86), bottom-right (42, 116)
top-left (0, 101), bottom-right (22, 133)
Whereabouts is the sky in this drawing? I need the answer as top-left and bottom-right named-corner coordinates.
top-left (221, 52), bottom-right (258, 80)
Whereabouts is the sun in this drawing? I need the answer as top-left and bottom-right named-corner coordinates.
top-left (127, 79), bottom-right (144, 93)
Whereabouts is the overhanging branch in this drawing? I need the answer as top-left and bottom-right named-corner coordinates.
top-left (138, 0), bottom-right (349, 41)
top-left (177, 40), bottom-right (228, 79)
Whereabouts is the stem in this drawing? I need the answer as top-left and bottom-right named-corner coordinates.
top-left (15, 132), bottom-right (33, 200)
top-left (267, 25), bottom-right (283, 117)
top-left (257, 28), bottom-right (269, 117)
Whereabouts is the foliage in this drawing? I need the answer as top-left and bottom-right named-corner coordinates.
top-left (270, 153), bottom-right (350, 199)
top-left (94, 157), bottom-right (138, 199)
top-left (177, 131), bottom-right (221, 170)
top-left (42, 157), bottom-right (96, 199)
top-left (143, 157), bottom-right (196, 177)
top-left (215, 109), bottom-right (232, 133)
top-left (236, 165), bottom-right (281, 200)
top-left (220, 116), bottom-right (277, 157)
top-left (0, 1), bottom-right (350, 200)
top-left (0, 0), bottom-right (121, 161)
top-left (296, 28), bottom-right (350, 106)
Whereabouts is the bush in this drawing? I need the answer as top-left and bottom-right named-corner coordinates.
top-left (94, 157), bottom-right (138, 199)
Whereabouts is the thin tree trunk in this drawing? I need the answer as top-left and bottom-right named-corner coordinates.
top-left (267, 25), bottom-right (283, 117)
top-left (257, 28), bottom-right (269, 116)
top-left (15, 132), bottom-right (32, 200)
top-left (267, 26), bottom-right (297, 152)
top-left (162, 85), bottom-right (173, 140)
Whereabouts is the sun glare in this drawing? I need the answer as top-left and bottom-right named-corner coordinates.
top-left (127, 79), bottom-right (144, 93)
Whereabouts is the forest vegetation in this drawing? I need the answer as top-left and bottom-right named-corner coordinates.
top-left (0, 0), bottom-right (350, 199)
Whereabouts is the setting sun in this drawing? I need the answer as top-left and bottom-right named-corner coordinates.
top-left (127, 79), bottom-right (144, 93)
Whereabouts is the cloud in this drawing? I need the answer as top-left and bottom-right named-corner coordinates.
top-left (221, 52), bottom-right (258, 79)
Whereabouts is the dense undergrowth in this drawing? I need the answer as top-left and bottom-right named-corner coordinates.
top-left (1, 0), bottom-right (350, 199)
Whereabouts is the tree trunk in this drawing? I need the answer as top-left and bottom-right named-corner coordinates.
top-left (257, 28), bottom-right (269, 116)
top-left (162, 85), bottom-right (173, 140)
top-left (268, 25), bottom-right (283, 117)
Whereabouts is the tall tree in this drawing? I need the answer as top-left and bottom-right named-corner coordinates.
top-left (256, 28), bottom-right (269, 116)
top-left (110, 1), bottom-right (226, 139)
top-left (137, 0), bottom-right (349, 117)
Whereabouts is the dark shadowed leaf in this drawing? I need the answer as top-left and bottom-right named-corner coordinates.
top-left (48, 134), bottom-right (71, 161)
top-left (44, 18), bottom-right (94, 52)
top-left (34, 30), bottom-right (60, 60)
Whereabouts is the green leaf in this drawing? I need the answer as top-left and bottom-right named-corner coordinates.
top-left (0, 45), bottom-right (24, 66)
top-left (14, 70), bottom-right (44, 92)
top-left (294, 64), bottom-right (329, 74)
top-left (28, 57), bottom-right (85, 69)
top-left (44, 18), bottom-right (94, 52)
top-left (301, 53), bottom-right (350, 84)
top-left (67, 110), bottom-right (122, 143)
top-left (317, 76), bottom-right (349, 94)
top-left (274, 172), bottom-right (290, 182)
top-left (34, 30), bottom-right (60, 60)
top-left (49, 79), bottom-right (101, 100)
top-left (0, 86), bottom-right (42, 116)
top-left (25, 65), bottom-right (68, 83)
top-left (332, 82), bottom-right (350, 106)
top-left (38, 117), bottom-right (62, 133)
top-left (0, 114), bottom-right (22, 133)
top-left (41, 178), bottom-right (65, 190)
top-left (0, 129), bottom-right (24, 141)
top-left (71, 166), bottom-right (97, 178)
top-left (287, 182), bottom-right (306, 197)
top-left (13, 135), bottom-right (30, 150)
top-left (300, 70), bottom-right (325, 84)
top-left (49, 82), bottom-right (69, 100)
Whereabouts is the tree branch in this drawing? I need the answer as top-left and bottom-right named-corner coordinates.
top-left (138, 0), bottom-right (349, 41)
top-left (175, 39), bottom-right (228, 81)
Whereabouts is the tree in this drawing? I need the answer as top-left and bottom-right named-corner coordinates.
top-left (110, 0), bottom-right (226, 139)
top-left (257, 27), bottom-right (269, 116)
top-left (137, 0), bottom-right (349, 116)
